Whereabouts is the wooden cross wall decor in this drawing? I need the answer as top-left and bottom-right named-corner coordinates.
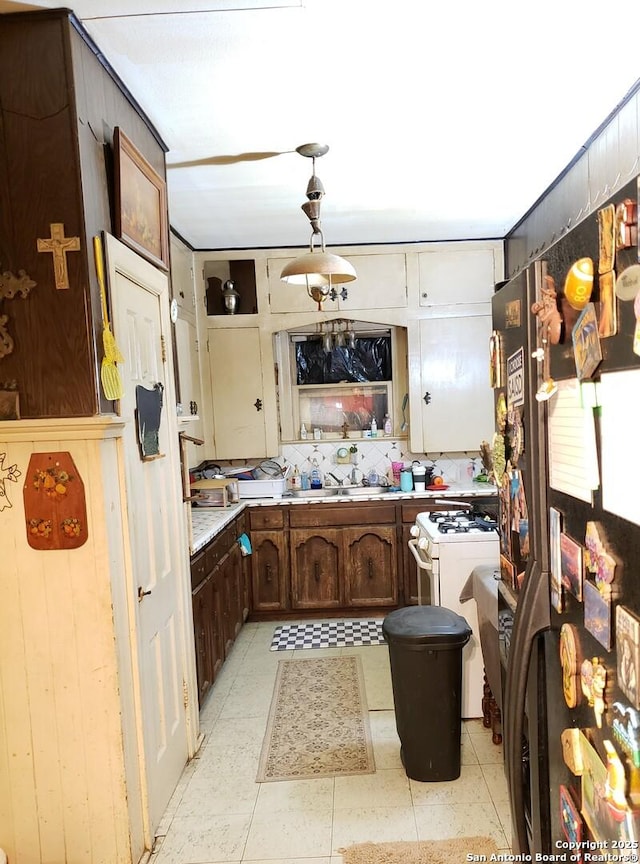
top-left (36, 222), bottom-right (81, 290)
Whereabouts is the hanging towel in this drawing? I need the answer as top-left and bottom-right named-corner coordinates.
top-left (238, 533), bottom-right (252, 556)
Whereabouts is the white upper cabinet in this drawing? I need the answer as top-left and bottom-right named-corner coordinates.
top-left (418, 248), bottom-right (497, 308)
top-left (410, 314), bottom-right (494, 454)
top-left (206, 327), bottom-right (269, 459)
top-left (267, 253), bottom-right (407, 314)
top-left (170, 233), bottom-right (197, 318)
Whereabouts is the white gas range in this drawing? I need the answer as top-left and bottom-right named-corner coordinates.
top-left (408, 507), bottom-right (500, 718)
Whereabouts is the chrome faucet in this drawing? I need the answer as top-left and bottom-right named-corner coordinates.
top-left (326, 472), bottom-right (343, 486)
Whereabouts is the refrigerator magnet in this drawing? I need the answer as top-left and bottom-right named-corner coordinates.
top-left (559, 784), bottom-right (583, 851)
top-left (550, 508), bottom-right (564, 613)
top-left (560, 623), bottom-right (582, 708)
top-left (597, 270), bottom-right (618, 338)
top-left (615, 196), bottom-right (637, 251)
top-left (616, 605), bottom-right (640, 710)
top-left (564, 257), bottom-right (595, 310)
top-left (577, 731), bottom-right (632, 843)
top-left (597, 205), bottom-right (615, 274)
top-left (584, 521), bottom-right (617, 598)
top-left (611, 701), bottom-right (640, 768)
top-left (561, 728), bottom-right (584, 775)
top-left (583, 579), bottom-right (612, 651)
top-left (560, 532), bottom-right (584, 602)
top-left (580, 657), bottom-right (607, 729)
top-left (572, 303), bottom-right (603, 380)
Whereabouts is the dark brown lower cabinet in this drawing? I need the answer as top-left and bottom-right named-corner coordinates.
top-left (344, 525), bottom-right (397, 606)
top-left (235, 494), bottom-right (493, 624)
top-left (290, 528), bottom-right (342, 609)
top-left (190, 513), bottom-right (248, 706)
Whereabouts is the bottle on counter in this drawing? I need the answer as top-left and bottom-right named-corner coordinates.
top-left (300, 468), bottom-right (310, 490)
top-left (310, 458), bottom-right (323, 489)
top-left (290, 465), bottom-right (301, 490)
top-left (370, 416), bottom-right (377, 436)
top-left (383, 413), bottom-right (392, 436)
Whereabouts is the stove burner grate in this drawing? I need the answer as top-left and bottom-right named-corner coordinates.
top-left (428, 510), bottom-right (498, 535)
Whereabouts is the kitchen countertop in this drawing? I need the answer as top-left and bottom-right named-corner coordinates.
top-left (189, 481), bottom-right (497, 555)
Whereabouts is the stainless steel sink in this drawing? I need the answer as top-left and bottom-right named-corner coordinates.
top-left (338, 486), bottom-right (388, 496)
top-left (288, 487), bottom-right (340, 498)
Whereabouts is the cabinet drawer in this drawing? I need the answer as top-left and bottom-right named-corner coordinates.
top-left (289, 502), bottom-right (396, 528)
top-left (249, 507), bottom-right (286, 530)
top-left (191, 551), bottom-right (207, 589)
top-left (400, 502), bottom-right (442, 524)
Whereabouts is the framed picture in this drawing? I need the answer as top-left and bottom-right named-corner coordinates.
top-left (113, 127), bottom-right (169, 271)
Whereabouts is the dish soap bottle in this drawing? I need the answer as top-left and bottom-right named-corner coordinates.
top-left (310, 458), bottom-right (323, 489)
top-left (290, 465), bottom-right (301, 490)
top-left (383, 413), bottom-right (392, 436)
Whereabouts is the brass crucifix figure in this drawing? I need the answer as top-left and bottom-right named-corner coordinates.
top-left (37, 223), bottom-right (81, 290)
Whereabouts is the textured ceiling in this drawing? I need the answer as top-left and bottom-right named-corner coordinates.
top-left (3, 0), bottom-right (640, 250)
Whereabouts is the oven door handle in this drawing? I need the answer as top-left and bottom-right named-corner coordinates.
top-left (408, 538), bottom-right (433, 570)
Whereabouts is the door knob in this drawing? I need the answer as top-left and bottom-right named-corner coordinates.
top-left (254, 398), bottom-right (263, 411)
top-left (423, 391), bottom-right (431, 405)
top-left (138, 586), bottom-right (152, 601)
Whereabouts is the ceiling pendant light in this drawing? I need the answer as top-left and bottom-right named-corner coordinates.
top-left (280, 143), bottom-right (356, 310)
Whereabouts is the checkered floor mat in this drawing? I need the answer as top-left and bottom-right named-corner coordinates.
top-left (270, 620), bottom-right (385, 651)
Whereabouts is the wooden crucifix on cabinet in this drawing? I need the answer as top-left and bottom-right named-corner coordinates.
top-left (37, 222), bottom-right (81, 290)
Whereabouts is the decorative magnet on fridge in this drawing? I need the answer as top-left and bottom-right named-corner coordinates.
top-left (597, 270), bottom-right (618, 338)
top-left (583, 579), bottom-right (611, 651)
top-left (572, 303), bottom-right (602, 380)
top-left (559, 785), bottom-right (583, 855)
top-left (559, 623), bottom-right (582, 708)
top-left (580, 657), bottom-right (607, 728)
top-left (564, 258), bottom-right (594, 310)
top-left (598, 207), bottom-right (616, 275)
top-left (616, 605), bottom-right (640, 710)
top-left (584, 521), bottom-right (617, 598)
top-left (560, 532), bottom-right (584, 601)
top-left (615, 197), bottom-right (637, 250)
top-left (549, 508), bottom-right (564, 614)
top-left (561, 727), bottom-right (583, 775)
top-left (611, 701), bottom-right (640, 768)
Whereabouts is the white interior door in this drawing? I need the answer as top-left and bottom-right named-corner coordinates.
top-left (104, 233), bottom-right (193, 845)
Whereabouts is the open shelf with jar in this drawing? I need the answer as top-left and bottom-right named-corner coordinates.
top-left (204, 259), bottom-right (257, 316)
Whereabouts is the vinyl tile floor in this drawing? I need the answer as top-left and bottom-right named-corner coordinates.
top-left (149, 620), bottom-right (512, 864)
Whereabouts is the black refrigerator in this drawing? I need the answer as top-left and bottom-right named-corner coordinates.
top-left (492, 177), bottom-right (640, 855)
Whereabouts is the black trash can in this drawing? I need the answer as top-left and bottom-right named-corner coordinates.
top-left (382, 605), bottom-right (471, 782)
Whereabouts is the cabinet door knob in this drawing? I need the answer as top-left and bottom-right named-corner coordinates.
top-left (368, 558), bottom-right (374, 579)
top-left (314, 561), bottom-right (320, 582)
top-left (138, 586), bottom-right (152, 601)
top-left (254, 398), bottom-right (263, 411)
top-left (423, 391), bottom-right (431, 406)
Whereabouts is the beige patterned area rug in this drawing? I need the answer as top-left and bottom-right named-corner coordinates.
top-left (339, 836), bottom-right (499, 864)
top-left (256, 656), bottom-right (375, 782)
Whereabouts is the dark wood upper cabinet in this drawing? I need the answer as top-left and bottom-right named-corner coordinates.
top-left (0, 9), bottom-right (168, 418)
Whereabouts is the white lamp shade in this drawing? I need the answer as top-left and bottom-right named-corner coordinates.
top-left (280, 251), bottom-right (357, 285)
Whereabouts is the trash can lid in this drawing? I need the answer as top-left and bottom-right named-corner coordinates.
top-left (382, 606), bottom-right (471, 648)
